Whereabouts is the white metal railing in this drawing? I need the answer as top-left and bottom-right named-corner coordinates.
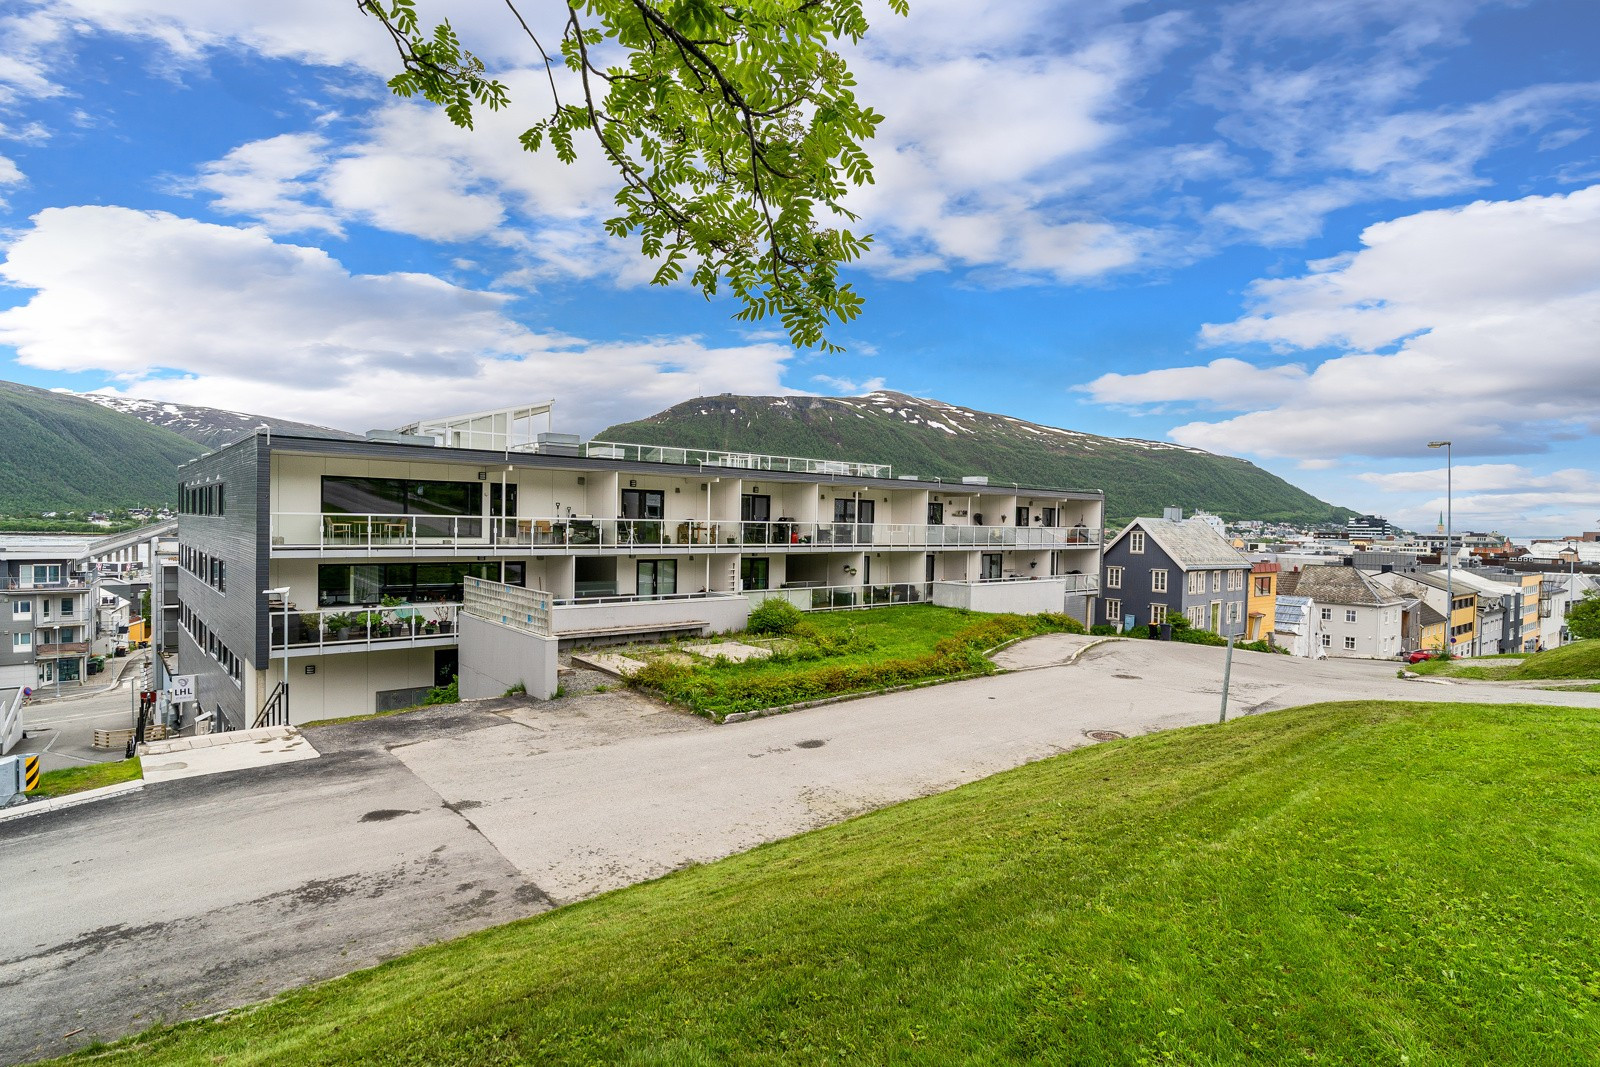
top-left (0, 576), bottom-right (94, 591)
top-left (464, 577), bottom-right (552, 636)
top-left (584, 440), bottom-right (892, 478)
top-left (745, 582), bottom-right (933, 611)
top-left (271, 602), bottom-right (462, 652)
top-left (269, 512), bottom-right (1103, 553)
top-left (552, 590), bottom-right (743, 607)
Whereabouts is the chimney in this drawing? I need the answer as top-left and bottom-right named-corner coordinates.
top-left (1162, 506), bottom-right (1183, 521)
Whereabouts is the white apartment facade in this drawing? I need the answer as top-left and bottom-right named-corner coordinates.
top-left (178, 424), bottom-right (1105, 727)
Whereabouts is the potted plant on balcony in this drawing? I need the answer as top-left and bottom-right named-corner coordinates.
top-left (324, 612), bottom-right (352, 641)
top-left (433, 605), bottom-right (454, 635)
top-left (299, 612), bottom-right (321, 644)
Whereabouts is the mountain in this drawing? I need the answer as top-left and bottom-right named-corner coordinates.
top-left (598, 391), bottom-right (1353, 526)
top-left (80, 394), bottom-right (360, 450)
top-left (0, 381), bottom-right (206, 514)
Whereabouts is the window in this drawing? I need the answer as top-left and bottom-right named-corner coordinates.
top-left (1254, 576), bottom-right (1271, 596)
top-left (1321, 633), bottom-right (1331, 647)
top-left (1212, 570), bottom-right (1222, 592)
top-left (740, 557), bottom-right (770, 591)
top-left (1321, 607), bottom-right (1332, 621)
top-left (1106, 566), bottom-right (1123, 590)
top-left (1104, 598), bottom-right (1122, 623)
top-left (1129, 531), bottom-right (1146, 554)
top-left (1152, 569), bottom-right (1168, 593)
top-left (1228, 571), bottom-right (1243, 591)
top-left (12, 599), bottom-right (30, 618)
top-left (927, 502), bottom-right (944, 525)
top-left (1344, 636), bottom-right (1357, 650)
top-left (1188, 606), bottom-right (1204, 626)
top-left (1345, 609), bottom-right (1358, 623)
top-left (1188, 571), bottom-right (1204, 594)
top-left (636, 559), bottom-right (677, 597)
top-left (29, 564), bottom-right (62, 586)
top-left (1041, 507), bottom-right (1056, 527)
top-left (740, 494), bottom-right (771, 522)
top-left (1150, 603), bottom-right (1168, 624)
top-left (59, 597), bottom-right (73, 617)
top-left (1016, 507), bottom-right (1030, 527)
top-left (11, 632), bottom-right (30, 651)
top-left (620, 488), bottom-right (665, 520)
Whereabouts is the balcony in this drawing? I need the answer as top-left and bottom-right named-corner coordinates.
top-left (36, 642), bottom-right (90, 658)
top-left (1, 576), bottom-right (94, 592)
top-left (270, 603), bottom-right (461, 655)
top-left (578, 440), bottom-right (893, 478)
top-left (745, 582), bottom-right (933, 611)
top-left (269, 513), bottom-right (1103, 554)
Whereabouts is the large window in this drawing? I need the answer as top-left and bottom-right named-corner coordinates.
top-left (322, 476), bottom-right (483, 536)
top-left (833, 498), bottom-right (875, 523)
top-left (637, 559), bottom-right (677, 597)
top-left (1106, 566), bottom-right (1122, 590)
top-left (316, 562), bottom-right (504, 606)
top-left (741, 557), bottom-right (770, 590)
top-left (1104, 598), bottom-right (1122, 624)
top-left (1129, 531), bottom-right (1145, 554)
top-left (1152, 569), bottom-right (1168, 593)
top-left (620, 488), bottom-right (664, 519)
top-left (741, 494), bottom-right (771, 522)
top-left (927, 502), bottom-right (944, 525)
top-left (1150, 603), bottom-right (1167, 624)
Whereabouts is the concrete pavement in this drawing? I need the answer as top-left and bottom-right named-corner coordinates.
top-left (4, 638), bottom-right (1599, 1063)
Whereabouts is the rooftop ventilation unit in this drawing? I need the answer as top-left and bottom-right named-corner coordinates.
top-left (960, 476), bottom-right (989, 485)
top-left (365, 429), bottom-right (435, 445)
top-left (536, 432), bottom-right (582, 456)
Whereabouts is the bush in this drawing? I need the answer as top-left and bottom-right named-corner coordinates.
top-left (747, 598), bottom-right (804, 636)
top-left (424, 675), bottom-right (459, 705)
top-left (1090, 623), bottom-right (1118, 636)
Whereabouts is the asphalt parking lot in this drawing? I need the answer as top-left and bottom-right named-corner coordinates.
top-left (4, 637), bottom-right (1598, 1064)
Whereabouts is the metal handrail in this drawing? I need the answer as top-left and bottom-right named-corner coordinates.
top-left (584, 440), bottom-right (892, 478)
top-left (271, 603), bottom-right (462, 652)
top-left (268, 512), bottom-right (1103, 552)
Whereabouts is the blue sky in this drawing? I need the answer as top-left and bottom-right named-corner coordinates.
top-left (0, 0), bottom-right (1596, 534)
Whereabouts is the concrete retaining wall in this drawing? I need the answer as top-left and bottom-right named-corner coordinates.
top-left (458, 613), bottom-right (559, 700)
top-left (552, 595), bottom-right (750, 639)
top-left (934, 578), bottom-right (1069, 615)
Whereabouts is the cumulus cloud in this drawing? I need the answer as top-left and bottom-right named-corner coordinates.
top-left (1083, 186), bottom-right (1600, 458)
top-left (811, 374), bottom-right (888, 396)
top-left (0, 206), bottom-right (794, 434)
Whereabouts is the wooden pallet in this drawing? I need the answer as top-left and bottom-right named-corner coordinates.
top-left (92, 723), bottom-right (169, 750)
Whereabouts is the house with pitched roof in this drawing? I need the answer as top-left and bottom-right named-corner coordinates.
top-left (1100, 509), bottom-right (1251, 634)
top-left (1278, 565), bottom-right (1407, 660)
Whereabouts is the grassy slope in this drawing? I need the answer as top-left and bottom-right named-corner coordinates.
top-left (637, 606), bottom-right (993, 717)
top-left (0, 381), bottom-right (204, 514)
top-left (31, 758), bottom-right (141, 798)
top-left (60, 700), bottom-right (1600, 1066)
top-left (601, 395), bottom-right (1352, 526)
top-left (1415, 640), bottom-right (1600, 681)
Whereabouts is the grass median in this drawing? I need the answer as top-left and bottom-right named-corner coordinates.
top-left (30, 757), bottom-right (141, 798)
top-left (53, 698), bottom-right (1600, 1066)
top-left (1414, 638), bottom-right (1599, 681)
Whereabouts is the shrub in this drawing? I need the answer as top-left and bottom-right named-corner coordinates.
top-left (424, 675), bottom-right (459, 705)
top-left (747, 598), bottom-right (804, 635)
top-left (1173, 627), bottom-right (1227, 647)
top-left (1089, 623), bottom-right (1118, 636)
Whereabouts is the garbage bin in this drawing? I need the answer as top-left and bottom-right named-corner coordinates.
top-left (1160, 623), bottom-right (1173, 641)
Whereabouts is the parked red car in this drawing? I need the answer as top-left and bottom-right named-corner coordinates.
top-left (1406, 649), bottom-right (1439, 664)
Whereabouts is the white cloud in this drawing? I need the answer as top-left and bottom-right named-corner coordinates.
top-left (811, 374), bottom-right (887, 396)
top-left (0, 206), bottom-right (794, 434)
top-left (1083, 186), bottom-right (1600, 459)
top-left (1353, 463), bottom-right (1600, 534)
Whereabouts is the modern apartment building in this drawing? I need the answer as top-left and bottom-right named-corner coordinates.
top-left (176, 422), bottom-right (1105, 728)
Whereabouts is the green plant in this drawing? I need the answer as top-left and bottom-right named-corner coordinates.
top-left (503, 681), bottom-right (527, 697)
top-left (747, 598), bottom-right (804, 636)
top-left (423, 676), bottom-right (459, 705)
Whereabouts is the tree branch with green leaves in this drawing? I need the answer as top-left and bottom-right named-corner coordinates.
top-left (358, 0), bottom-right (906, 353)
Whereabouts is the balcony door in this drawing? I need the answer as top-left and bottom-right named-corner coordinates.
top-left (981, 553), bottom-right (1002, 581)
top-left (637, 559), bottom-right (677, 598)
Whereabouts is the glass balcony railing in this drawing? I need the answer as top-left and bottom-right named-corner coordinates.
top-left (269, 513), bottom-right (1102, 552)
top-left (269, 603), bottom-right (461, 652)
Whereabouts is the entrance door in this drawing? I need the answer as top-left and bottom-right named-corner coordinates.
top-left (1210, 601), bottom-right (1221, 632)
top-left (434, 648), bottom-right (458, 688)
top-left (740, 557), bottom-right (769, 590)
top-left (490, 482), bottom-right (517, 541)
top-left (925, 554), bottom-right (936, 583)
top-left (637, 559), bottom-right (678, 598)
top-left (981, 553), bottom-right (1002, 581)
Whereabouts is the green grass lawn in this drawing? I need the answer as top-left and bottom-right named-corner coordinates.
top-left (55, 699), bottom-right (1600, 1066)
top-left (30, 757), bottom-right (141, 798)
top-left (629, 605), bottom-right (1081, 718)
top-left (1414, 638), bottom-right (1600, 681)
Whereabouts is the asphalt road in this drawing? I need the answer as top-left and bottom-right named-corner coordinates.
top-left (3, 638), bottom-right (1597, 1064)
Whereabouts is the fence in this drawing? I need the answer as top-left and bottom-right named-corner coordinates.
top-left (463, 577), bottom-right (553, 636)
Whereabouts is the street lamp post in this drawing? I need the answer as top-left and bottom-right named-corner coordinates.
top-left (1428, 441), bottom-right (1453, 655)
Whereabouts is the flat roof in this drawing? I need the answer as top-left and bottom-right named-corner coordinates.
top-left (191, 431), bottom-right (1104, 501)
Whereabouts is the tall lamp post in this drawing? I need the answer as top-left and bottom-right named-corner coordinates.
top-left (1428, 441), bottom-right (1453, 655)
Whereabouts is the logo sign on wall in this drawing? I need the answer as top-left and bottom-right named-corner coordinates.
top-left (167, 674), bottom-right (197, 704)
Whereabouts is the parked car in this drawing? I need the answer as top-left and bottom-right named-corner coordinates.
top-left (1406, 649), bottom-right (1439, 664)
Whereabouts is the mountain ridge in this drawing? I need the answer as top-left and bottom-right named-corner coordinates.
top-left (599, 391), bottom-right (1352, 525)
